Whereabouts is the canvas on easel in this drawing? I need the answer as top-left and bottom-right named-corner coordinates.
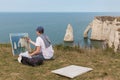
top-left (9, 33), bottom-right (31, 56)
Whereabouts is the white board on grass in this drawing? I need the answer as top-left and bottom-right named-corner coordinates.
top-left (51, 65), bottom-right (93, 78)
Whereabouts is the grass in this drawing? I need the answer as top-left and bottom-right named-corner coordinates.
top-left (0, 44), bottom-right (120, 80)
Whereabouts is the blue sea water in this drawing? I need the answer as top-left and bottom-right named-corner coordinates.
top-left (0, 12), bottom-right (120, 47)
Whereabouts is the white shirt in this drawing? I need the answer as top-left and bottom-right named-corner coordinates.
top-left (35, 36), bottom-right (54, 59)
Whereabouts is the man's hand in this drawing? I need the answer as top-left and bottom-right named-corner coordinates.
top-left (26, 37), bottom-right (31, 43)
top-left (26, 38), bottom-right (36, 46)
top-left (29, 53), bottom-right (33, 56)
top-left (29, 53), bottom-right (33, 57)
top-left (29, 46), bottom-right (41, 57)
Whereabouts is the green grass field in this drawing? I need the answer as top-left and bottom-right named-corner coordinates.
top-left (0, 44), bottom-right (120, 80)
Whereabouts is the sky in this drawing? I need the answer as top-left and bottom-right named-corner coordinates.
top-left (0, 0), bottom-right (120, 12)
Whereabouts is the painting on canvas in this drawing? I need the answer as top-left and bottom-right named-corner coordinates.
top-left (9, 33), bottom-right (31, 56)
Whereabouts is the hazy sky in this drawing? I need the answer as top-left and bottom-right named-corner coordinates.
top-left (0, 0), bottom-right (120, 12)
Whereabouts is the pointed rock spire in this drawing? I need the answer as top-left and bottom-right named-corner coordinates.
top-left (64, 24), bottom-right (74, 42)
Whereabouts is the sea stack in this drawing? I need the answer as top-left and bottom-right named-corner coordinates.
top-left (64, 24), bottom-right (74, 42)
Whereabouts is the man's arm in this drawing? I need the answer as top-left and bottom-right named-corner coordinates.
top-left (30, 46), bottom-right (41, 56)
top-left (29, 40), bottom-right (36, 46)
top-left (26, 38), bottom-right (36, 46)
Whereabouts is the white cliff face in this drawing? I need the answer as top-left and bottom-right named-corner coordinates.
top-left (108, 30), bottom-right (115, 48)
top-left (113, 31), bottom-right (120, 52)
top-left (64, 24), bottom-right (74, 42)
top-left (84, 16), bottom-right (120, 52)
top-left (90, 19), bottom-right (103, 40)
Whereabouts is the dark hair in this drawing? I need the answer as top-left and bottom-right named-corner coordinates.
top-left (36, 26), bottom-right (44, 34)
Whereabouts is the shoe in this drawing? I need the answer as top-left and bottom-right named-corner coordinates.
top-left (18, 56), bottom-right (22, 63)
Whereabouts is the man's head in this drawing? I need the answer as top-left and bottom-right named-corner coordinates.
top-left (36, 26), bottom-right (44, 35)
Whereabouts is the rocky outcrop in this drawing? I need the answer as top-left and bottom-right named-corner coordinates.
top-left (64, 24), bottom-right (74, 42)
top-left (84, 16), bottom-right (120, 52)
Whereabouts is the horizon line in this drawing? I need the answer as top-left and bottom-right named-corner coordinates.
top-left (0, 11), bottom-right (120, 13)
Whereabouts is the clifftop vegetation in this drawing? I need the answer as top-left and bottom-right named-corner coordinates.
top-left (95, 16), bottom-right (120, 22)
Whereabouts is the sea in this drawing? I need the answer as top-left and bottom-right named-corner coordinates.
top-left (0, 12), bottom-right (120, 47)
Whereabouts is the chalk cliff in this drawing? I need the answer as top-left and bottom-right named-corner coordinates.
top-left (64, 24), bottom-right (74, 42)
top-left (84, 16), bottom-right (120, 52)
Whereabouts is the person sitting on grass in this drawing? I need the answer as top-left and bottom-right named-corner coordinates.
top-left (18, 26), bottom-right (54, 66)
